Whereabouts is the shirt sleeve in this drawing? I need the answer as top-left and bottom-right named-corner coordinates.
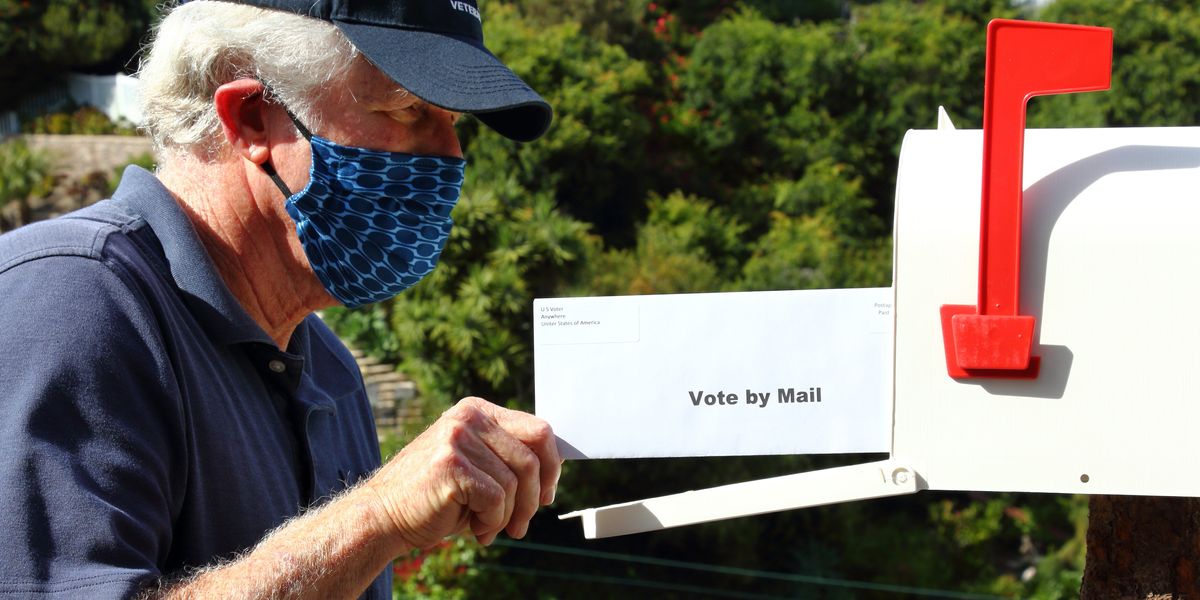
top-left (0, 255), bottom-right (183, 598)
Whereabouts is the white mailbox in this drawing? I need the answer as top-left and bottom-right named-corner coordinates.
top-left (555, 19), bottom-right (1200, 538)
top-left (893, 124), bottom-right (1200, 499)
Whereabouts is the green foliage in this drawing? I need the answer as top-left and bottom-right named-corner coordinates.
top-left (585, 192), bottom-right (744, 295)
top-left (459, 4), bottom-right (654, 241)
top-left (671, 10), bottom-right (844, 198)
top-left (377, 430), bottom-right (408, 462)
top-left (930, 496), bottom-right (1009, 548)
top-left (24, 105), bottom-right (139, 136)
top-left (1030, 0), bottom-right (1200, 128)
top-left (747, 0), bottom-right (847, 23)
top-left (836, 1), bottom-right (1004, 207)
top-left (0, 139), bottom-right (53, 208)
top-left (107, 152), bottom-right (156, 195)
top-left (0, 0), bottom-right (159, 108)
top-left (510, 0), bottom-right (651, 49)
top-left (740, 212), bottom-right (892, 291)
top-left (388, 537), bottom-right (492, 597)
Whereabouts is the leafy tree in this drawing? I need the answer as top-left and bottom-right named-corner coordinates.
top-left (585, 191), bottom-right (746, 295)
top-left (509, 0), bottom-right (653, 50)
top-left (0, 139), bottom-right (53, 231)
top-left (739, 212), bottom-right (892, 292)
top-left (834, 1), bottom-right (1015, 217)
top-left (458, 4), bottom-right (655, 243)
top-left (667, 9), bottom-right (847, 218)
top-left (1030, 0), bottom-right (1200, 128)
top-left (0, 0), bottom-right (159, 109)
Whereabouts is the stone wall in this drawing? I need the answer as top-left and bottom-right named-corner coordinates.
top-left (347, 347), bottom-right (425, 430)
top-left (22, 134), bottom-right (154, 179)
top-left (1, 135), bottom-right (154, 231)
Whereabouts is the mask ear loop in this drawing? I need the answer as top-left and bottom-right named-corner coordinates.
top-left (260, 160), bottom-right (295, 199)
top-left (258, 83), bottom-right (315, 199)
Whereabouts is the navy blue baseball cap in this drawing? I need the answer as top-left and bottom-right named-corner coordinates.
top-left (203, 0), bottom-right (552, 142)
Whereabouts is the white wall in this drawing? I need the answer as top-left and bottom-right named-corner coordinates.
top-left (0, 112), bottom-right (18, 138)
top-left (66, 73), bottom-right (143, 126)
top-left (2, 73), bottom-right (143, 140)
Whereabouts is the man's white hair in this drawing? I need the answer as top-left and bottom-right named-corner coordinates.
top-left (138, 1), bottom-right (359, 158)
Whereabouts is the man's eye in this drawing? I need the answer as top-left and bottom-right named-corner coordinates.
top-left (384, 105), bottom-right (421, 124)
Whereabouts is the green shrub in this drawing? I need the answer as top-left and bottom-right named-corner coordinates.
top-left (0, 138), bottom-right (54, 208)
top-left (24, 105), bottom-right (139, 136)
top-left (107, 151), bottom-right (156, 194)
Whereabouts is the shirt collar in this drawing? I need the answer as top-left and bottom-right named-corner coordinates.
top-left (113, 165), bottom-right (280, 347)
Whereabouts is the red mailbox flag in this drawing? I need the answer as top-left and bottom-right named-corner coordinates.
top-left (942, 19), bottom-right (1112, 379)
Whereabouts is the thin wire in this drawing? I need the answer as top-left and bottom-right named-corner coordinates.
top-left (480, 564), bottom-right (791, 600)
top-left (492, 539), bottom-right (1007, 600)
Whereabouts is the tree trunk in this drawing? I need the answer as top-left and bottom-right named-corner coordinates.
top-left (1081, 495), bottom-right (1200, 599)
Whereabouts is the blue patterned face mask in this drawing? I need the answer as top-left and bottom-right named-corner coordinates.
top-left (262, 111), bottom-right (465, 308)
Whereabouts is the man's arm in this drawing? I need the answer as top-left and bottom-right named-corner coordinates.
top-left (0, 248), bottom-right (559, 599)
top-left (150, 397), bottom-right (561, 599)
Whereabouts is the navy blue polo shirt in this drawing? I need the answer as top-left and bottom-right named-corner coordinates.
top-left (0, 167), bottom-right (390, 598)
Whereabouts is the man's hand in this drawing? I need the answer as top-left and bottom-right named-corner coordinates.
top-left (364, 397), bottom-right (562, 549)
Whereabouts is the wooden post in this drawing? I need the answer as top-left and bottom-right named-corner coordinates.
top-left (1081, 496), bottom-right (1200, 598)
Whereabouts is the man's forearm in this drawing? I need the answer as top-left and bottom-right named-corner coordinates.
top-left (147, 485), bottom-right (406, 599)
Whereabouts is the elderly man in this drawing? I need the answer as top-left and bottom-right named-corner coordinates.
top-left (0, 0), bottom-right (560, 597)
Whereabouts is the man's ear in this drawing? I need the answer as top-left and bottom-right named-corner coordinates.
top-left (213, 79), bottom-right (276, 165)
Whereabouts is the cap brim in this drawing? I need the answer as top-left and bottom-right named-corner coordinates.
top-left (335, 22), bottom-right (552, 142)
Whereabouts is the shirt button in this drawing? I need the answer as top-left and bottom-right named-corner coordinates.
top-left (268, 360), bottom-right (287, 373)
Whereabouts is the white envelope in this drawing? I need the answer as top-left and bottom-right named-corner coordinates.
top-left (534, 287), bottom-right (895, 459)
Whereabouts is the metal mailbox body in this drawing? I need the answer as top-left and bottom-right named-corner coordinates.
top-left (894, 125), bottom-right (1200, 498)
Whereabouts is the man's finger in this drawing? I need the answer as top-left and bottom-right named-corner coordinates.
top-left (468, 398), bottom-right (562, 505)
top-left (460, 457), bottom-right (508, 544)
top-left (466, 446), bottom-right (518, 538)
top-left (451, 399), bottom-right (548, 540)
top-left (475, 423), bottom-right (540, 539)
top-left (452, 401), bottom-right (540, 537)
